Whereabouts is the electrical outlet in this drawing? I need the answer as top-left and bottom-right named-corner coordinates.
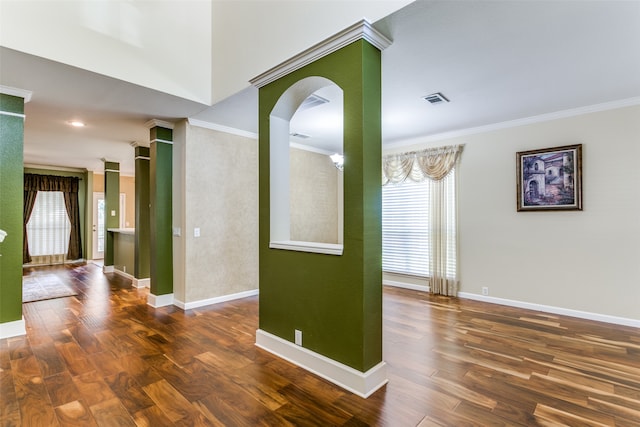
top-left (194, 227), bottom-right (200, 237)
top-left (481, 286), bottom-right (489, 296)
top-left (294, 329), bottom-right (302, 346)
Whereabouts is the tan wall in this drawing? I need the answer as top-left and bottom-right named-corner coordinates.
top-left (176, 123), bottom-right (259, 303)
top-left (384, 105), bottom-right (640, 321)
top-left (290, 147), bottom-right (339, 243)
top-left (92, 174), bottom-right (135, 228)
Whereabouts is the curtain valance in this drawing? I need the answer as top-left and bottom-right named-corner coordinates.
top-left (24, 173), bottom-right (80, 193)
top-left (382, 144), bottom-right (464, 185)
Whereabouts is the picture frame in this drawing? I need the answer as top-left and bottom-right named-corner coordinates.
top-left (516, 144), bottom-right (582, 211)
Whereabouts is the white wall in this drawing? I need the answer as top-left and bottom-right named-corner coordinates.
top-left (0, 0), bottom-right (212, 104)
top-left (210, 0), bottom-right (412, 103)
top-left (386, 105), bottom-right (640, 322)
top-left (180, 124), bottom-right (259, 303)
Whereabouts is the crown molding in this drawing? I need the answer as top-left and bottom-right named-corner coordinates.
top-left (145, 119), bottom-right (174, 130)
top-left (385, 96), bottom-right (640, 150)
top-left (0, 85), bottom-right (32, 102)
top-left (188, 118), bottom-right (258, 139)
top-left (250, 19), bottom-right (392, 89)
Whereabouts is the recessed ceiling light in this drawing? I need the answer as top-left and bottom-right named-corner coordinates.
top-left (69, 120), bottom-right (85, 127)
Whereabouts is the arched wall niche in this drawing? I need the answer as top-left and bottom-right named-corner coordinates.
top-left (269, 76), bottom-right (344, 255)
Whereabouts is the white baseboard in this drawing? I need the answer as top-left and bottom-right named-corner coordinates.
top-left (132, 277), bottom-right (150, 289)
top-left (0, 317), bottom-right (26, 339)
top-left (174, 289), bottom-right (258, 310)
top-left (383, 279), bottom-right (430, 293)
top-left (255, 329), bottom-right (388, 398)
top-left (458, 292), bottom-right (640, 328)
top-left (147, 293), bottom-right (174, 308)
top-left (103, 265), bottom-right (115, 273)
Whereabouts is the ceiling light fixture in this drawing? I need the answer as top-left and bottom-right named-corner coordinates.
top-left (422, 92), bottom-right (449, 105)
top-left (69, 120), bottom-right (86, 127)
top-left (330, 153), bottom-right (344, 171)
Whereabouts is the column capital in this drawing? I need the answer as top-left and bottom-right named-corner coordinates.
top-left (145, 119), bottom-right (174, 130)
top-left (0, 85), bottom-right (32, 102)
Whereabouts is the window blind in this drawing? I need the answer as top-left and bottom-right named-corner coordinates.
top-left (26, 191), bottom-right (71, 256)
top-left (382, 168), bottom-right (457, 278)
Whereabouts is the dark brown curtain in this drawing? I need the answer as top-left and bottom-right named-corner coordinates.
top-left (23, 174), bottom-right (83, 262)
top-left (23, 188), bottom-right (38, 264)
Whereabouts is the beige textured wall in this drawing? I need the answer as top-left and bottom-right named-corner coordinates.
top-left (385, 105), bottom-right (640, 321)
top-left (182, 124), bottom-right (259, 303)
top-left (290, 147), bottom-right (339, 243)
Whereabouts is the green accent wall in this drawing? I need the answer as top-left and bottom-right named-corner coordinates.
top-left (258, 40), bottom-right (383, 372)
top-left (104, 162), bottom-right (120, 266)
top-left (135, 146), bottom-right (150, 279)
top-left (150, 131), bottom-right (173, 296)
top-left (0, 94), bottom-right (25, 323)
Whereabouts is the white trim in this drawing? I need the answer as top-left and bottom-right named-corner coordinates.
top-left (0, 85), bottom-right (32, 102)
top-left (174, 289), bottom-right (259, 310)
top-left (103, 265), bottom-right (115, 273)
top-left (289, 142), bottom-right (335, 156)
top-left (458, 292), bottom-right (640, 329)
top-left (269, 240), bottom-right (343, 256)
top-left (145, 119), bottom-right (174, 130)
top-left (0, 110), bottom-right (26, 119)
top-left (112, 268), bottom-right (149, 289)
top-left (147, 293), bottom-right (174, 308)
top-left (133, 277), bottom-right (150, 289)
top-left (250, 19), bottom-right (392, 88)
top-left (188, 118), bottom-right (258, 139)
top-left (0, 317), bottom-right (26, 339)
top-left (104, 169), bottom-right (120, 173)
top-left (255, 329), bottom-right (388, 398)
top-left (385, 96), bottom-right (640, 150)
top-left (150, 138), bottom-right (173, 145)
top-left (134, 156), bottom-right (150, 161)
top-left (383, 279), bottom-right (430, 293)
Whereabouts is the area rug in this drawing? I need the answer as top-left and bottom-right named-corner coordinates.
top-left (22, 275), bottom-right (78, 303)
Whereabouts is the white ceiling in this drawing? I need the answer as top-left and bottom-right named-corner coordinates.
top-left (2, 0), bottom-right (639, 176)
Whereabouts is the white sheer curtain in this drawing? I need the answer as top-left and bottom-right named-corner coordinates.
top-left (382, 145), bottom-right (463, 296)
top-left (26, 191), bottom-right (71, 265)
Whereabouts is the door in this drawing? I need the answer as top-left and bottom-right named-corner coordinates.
top-left (93, 192), bottom-right (105, 259)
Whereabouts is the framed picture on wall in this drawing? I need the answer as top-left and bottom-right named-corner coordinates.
top-left (516, 144), bottom-right (582, 211)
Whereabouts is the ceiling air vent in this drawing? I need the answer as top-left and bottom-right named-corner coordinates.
top-left (423, 92), bottom-right (450, 105)
top-left (298, 94), bottom-right (330, 112)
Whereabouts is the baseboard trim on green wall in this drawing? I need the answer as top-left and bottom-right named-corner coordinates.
top-left (0, 317), bottom-right (26, 339)
top-left (147, 293), bottom-right (174, 308)
top-left (111, 269), bottom-right (149, 289)
top-left (255, 329), bottom-right (388, 398)
top-left (103, 265), bottom-right (115, 273)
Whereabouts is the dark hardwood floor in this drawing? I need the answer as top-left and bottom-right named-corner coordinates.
top-left (1, 263), bottom-right (639, 426)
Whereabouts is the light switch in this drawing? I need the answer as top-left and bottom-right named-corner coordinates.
top-left (194, 227), bottom-right (200, 237)
top-left (173, 227), bottom-right (181, 237)
top-left (111, 210), bottom-right (116, 216)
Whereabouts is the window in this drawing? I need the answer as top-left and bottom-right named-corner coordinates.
top-left (26, 191), bottom-right (71, 256)
top-left (382, 168), bottom-right (456, 278)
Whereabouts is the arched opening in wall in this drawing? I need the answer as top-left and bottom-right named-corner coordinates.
top-left (269, 76), bottom-right (344, 255)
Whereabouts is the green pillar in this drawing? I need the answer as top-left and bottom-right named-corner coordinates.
top-left (134, 145), bottom-right (150, 284)
top-left (254, 21), bottom-right (390, 397)
top-left (103, 161), bottom-right (120, 270)
top-left (148, 120), bottom-right (173, 305)
top-left (0, 89), bottom-right (30, 338)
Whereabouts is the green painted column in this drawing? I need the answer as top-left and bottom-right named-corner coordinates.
top-left (134, 145), bottom-right (150, 280)
top-left (257, 38), bottom-right (384, 375)
top-left (0, 89), bottom-right (30, 336)
top-left (103, 161), bottom-right (120, 269)
top-left (148, 121), bottom-right (173, 300)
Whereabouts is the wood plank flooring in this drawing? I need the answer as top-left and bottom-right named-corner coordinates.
top-left (1, 263), bottom-right (639, 426)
